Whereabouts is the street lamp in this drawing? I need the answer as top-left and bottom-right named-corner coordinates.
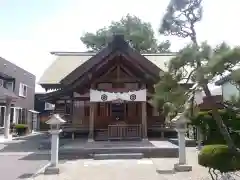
top-left (44, 114), bottom-right (65, 174)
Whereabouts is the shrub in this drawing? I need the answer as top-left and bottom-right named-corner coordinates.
top-left (14, 124), bottom-right (29, 136)
top-left (198, 145), bottom-right (240, 173)
top-left (190, 109), bottom-right (240, 147)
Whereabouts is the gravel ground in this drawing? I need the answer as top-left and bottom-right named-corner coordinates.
top-left (32, 147), bottom-right (240, 180)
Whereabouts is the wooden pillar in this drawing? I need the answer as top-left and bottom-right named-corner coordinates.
top-left (88, 102), bottom-right (95, 141)
top-left (88, 84), bottom-right (95, 142)
top-left (141, 84), bottom-right (147, 140)
top-left (153, 106), bottom-right (159, 116)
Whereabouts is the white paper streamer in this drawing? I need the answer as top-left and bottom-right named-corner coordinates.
top-left (90, 89), bottom-right (146, 102)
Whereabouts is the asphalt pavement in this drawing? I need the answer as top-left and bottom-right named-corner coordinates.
top-left (0, 133), bottom-right (49, 180)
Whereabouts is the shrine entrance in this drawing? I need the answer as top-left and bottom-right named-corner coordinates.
top-left (90, 89), bottom-right (147, 140)
top-left (111, 101), bottom-right (125, 121)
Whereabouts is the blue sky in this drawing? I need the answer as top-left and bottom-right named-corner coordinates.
top-left (0, 0), bottom-right (69, 38)
top-left (0, 0), bottom-right (240, 92)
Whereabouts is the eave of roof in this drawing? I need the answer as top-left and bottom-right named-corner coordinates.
top-left (0, 86), bottom-right (18, 100)
top-left (215, 74), bottom-right (232, 86)
top-left (39, 37), bottom-right (176, 87)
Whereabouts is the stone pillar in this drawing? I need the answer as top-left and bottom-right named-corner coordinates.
top-left (174, 128), bottom-right (192, 171)
top-left (4, 98), bottom-right (11, 139)
top-left (88, 102), bottom-right (94, 142)
top-left (44, 130), bottom-right (61, 174)
top-left (177, 129), bottom-right (186, 164)
top-left (196, 127), bottom-right (202, 150)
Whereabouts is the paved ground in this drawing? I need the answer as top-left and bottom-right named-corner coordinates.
top-left (34, 147), bottom-right (239, 180)
top-left (0, 133), bottom-right (49, 180)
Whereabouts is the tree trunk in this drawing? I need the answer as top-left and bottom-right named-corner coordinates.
top-left (191, 32), bottom-right (238, 152)
top-left (202, 84), bottom-right (238, 153)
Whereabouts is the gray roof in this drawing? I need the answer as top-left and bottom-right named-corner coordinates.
top-left (0, 86), bottom-right (18, 100)
top-left (215, 68), bottom-right (240, 86)
top-left (38, 52), bottom-right (175, 85)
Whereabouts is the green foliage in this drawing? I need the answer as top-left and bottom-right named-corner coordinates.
top-left (14, 124), bottom-right (28, 136)
top-left (81, 14), bottom-right (171, 53)
top-left (160, 0), bottom-right (203, 39)
top-left (190, 109), bottom-right (240, 146)
top-left (198, 145), bottom-right (240, 173)
top-left (15, 124), bottom-right (28, 129)
top-left (159, 0), bottom-right (239, 150)
top-left (153, 72), bottom-right (187, 118)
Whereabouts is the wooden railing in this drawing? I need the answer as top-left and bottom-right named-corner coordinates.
top-left (108, 124), bottom-right (142, 140)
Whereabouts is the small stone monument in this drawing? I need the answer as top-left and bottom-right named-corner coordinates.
top-left (44, 114), bottom-right (66, 174)
top-left (172, 112), bottom-right (192, 172)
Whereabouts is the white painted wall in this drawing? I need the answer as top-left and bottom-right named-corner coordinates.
top-left (222, 81), bottom-right (240, 101)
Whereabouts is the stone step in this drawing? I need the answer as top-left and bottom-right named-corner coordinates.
top-left (93, 153), bottom-right (143, 160)
top-left (169, 138), bottom-right (196, 147)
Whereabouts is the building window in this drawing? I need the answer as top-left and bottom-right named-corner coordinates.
top-left (44, 103), bottom-right (55, 110)
top-left (5, 81), bottom-right (14, 91)
top-left (19, 83), bottom-right (27, 97)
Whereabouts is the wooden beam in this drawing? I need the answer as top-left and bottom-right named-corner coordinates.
top-left (119, 64), bottom-right (138, 79)
top-left (97, 65), bottom-right (117, 80)
top-left (94, 78), bottom-right (140, 83)
top-left (121, 54), bottom-right (157, 81)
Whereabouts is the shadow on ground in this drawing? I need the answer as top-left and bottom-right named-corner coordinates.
top-left (156, 169), bottom-right (176, 175)
top-left (0, 133), bottom-right (47, 152)
top-left (0, 133), bottom-right (71, 152)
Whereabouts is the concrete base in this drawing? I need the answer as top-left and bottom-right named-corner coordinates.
top-left (44, 166), bottom-right (60, 175)
top-left (174, 163), bottom-right (192, 172)
top-left (88, 139), bottom-right (94, 142)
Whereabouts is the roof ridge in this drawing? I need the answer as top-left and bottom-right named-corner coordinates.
top-left (50, 51), bottom-right (176, 56)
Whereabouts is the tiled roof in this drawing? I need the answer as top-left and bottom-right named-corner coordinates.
top-left (38, 52), bottom-right (175, 85)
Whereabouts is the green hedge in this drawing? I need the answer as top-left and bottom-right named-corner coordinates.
top-left (14, 124), bottom-right (29, 135)
top-left (198, 145), bottom-right (240, 173)
top-left (190, 109), bottom-right (240, 146)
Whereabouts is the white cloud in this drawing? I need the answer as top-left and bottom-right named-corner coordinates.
top-left (1, 0), bottom-right (240, 93)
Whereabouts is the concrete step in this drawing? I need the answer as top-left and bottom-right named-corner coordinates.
top-left (60, 146), bottom-right (178, 158)
top-left (169, 138), bottom-right (196, 147)
top-left (93, 153), bottom-right (143, 160)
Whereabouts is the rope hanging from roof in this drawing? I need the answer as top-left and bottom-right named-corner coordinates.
top-left (90, 89), bottom-right (146, 102)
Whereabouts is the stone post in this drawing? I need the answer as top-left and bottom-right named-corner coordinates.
top-left (177, 128), bottom-right (187, 164)
top-left (196, 127), bottom-right (202, 150)
top-left (50, 130), bottom-right (60, 166)
top-left (4, 98), bottom-right (11, 139)
top-left (44, 114), bottom-right (65, 175)
top-left (45, 129), bottom-right (61, 174)
top-left (172, 113), bottom-right (192, 172)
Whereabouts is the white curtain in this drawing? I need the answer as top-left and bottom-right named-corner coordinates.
top-left (90, 89), bottom-right (146, 102)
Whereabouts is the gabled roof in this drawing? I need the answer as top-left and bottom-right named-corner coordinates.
top-left (61, 35), bottom-right (167, 85)
top-left (39, 35), bottom-right (175, 86)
